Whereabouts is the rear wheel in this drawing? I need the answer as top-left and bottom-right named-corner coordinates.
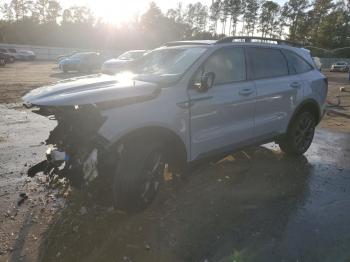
top-left (279, 111), bottom-right (316, 156)
top-left (0, 58), bottom-right (5, 66)
top-left (112, 137), bottom-right (165, 211)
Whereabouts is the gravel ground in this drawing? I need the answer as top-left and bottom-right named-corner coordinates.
top-left (0, 61), bottom-right (350, 262)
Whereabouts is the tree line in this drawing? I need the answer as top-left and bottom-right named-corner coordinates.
top-left (0, 0), bottom-right (349, 56)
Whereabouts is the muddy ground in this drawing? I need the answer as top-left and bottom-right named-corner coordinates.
top-left (0, 62), bottom-right (350, 262)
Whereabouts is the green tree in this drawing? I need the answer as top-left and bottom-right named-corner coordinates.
top-left (9, 0), bottom-right (30, 21)
top-left (0, 3), bottom-right (14, 21)
top-left (34, 0), bottom-right (62, 24)
top-left (209, 0), bottom-right (222, 34)
top-left (244, 0), bottom-right (259, 36)
top-left (283, 0), bottom-right (309, 41)
top-left (259, 1), bottom-right (280, 37)
top-left (61, 6), bottom-right (94, 24)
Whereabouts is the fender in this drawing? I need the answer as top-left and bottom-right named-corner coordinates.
top-left (286, 98), bottom-right (321, 132)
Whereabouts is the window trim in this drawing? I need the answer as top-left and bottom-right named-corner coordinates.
top-left (189, 46), bottom-right (248, 88)
top-left (281, 49), bottom-right (314, 75)
top-left (246, 46), bottom-right (290, 81)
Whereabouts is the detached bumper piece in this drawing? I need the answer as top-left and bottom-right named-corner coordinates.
top-left (27, 147), bottom-right (69, 178)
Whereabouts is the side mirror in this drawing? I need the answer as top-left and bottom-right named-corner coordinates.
top-left (195, 72), bottom-right (215, 92)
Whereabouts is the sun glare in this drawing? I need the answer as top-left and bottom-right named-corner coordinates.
top-left (95, 0), bottom-right (147, 25)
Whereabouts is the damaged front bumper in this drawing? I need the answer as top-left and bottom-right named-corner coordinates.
top-left (27, 104), bottom-right (111, 187)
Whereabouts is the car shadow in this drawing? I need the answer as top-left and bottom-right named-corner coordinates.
top-left (30, 145), bottom-right (318, 262)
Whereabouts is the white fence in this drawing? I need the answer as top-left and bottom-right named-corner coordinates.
top-left (0, 43), bottom-right (123, 60)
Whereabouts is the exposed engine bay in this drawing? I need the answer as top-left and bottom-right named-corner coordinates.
top-left (27, 104), bottom-right (111, 187)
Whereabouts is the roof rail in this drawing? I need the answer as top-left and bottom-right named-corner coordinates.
top-left (216, 36), bottom-right (303, 47)
top-left (163, 40), bottom-right (216, 47)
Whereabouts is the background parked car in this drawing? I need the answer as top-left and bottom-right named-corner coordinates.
top-left (330, 61), bottom-right (349, 72)
top-left (0, 48), bottom-right (15, 62)
top-left (56, 51), bottom-right (80, 63)
top-left (0, 52), bottom-right (7, 66)
top-left (59, 52), bottom-right (102, 73)
top-left (18, 50), bottom-right (36, 60)
top-left (101, 50), bottom-right (148, 74)
top-left (5, 48), bottom-right (35, 61)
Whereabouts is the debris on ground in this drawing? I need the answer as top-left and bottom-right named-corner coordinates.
top-left (17, 193), bottom-right (28, 206)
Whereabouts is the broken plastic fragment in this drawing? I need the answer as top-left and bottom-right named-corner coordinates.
top-left (82, 149), bottom-right (98, 183)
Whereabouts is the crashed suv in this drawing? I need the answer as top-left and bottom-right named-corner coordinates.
top-left (23, 37), bottom-right (328, 210)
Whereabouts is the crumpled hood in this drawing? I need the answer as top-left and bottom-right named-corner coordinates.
top-left (23, 74), bottom-right (160, 107)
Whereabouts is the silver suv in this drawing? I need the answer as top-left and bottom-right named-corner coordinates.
top-left (23, 37), bottom-right (328, 210)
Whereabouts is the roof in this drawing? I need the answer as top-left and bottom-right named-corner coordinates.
top-left (163, 37), bottom-right (302, 48)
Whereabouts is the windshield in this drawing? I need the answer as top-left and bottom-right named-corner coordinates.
top-left (118, 51), bottom-right (145, 60)
top-left (70, 53), bottom-right (86, 59)
top-left (129, 47), bottom-right (207, 83)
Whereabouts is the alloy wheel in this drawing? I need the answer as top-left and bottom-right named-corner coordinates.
top-left (293, 114), bottom-right (315, 153)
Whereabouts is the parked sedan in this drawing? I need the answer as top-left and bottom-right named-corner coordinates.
top-left (56, 51), bottom-right (80, 63)
top-left (18, 50), bottom-right (36, 60)
top-left (0, 52), bottom-right (6, 66)
top-left (101, 50), bottom-right (148, 74)
top-left (4, 48), bottom-right (36, 61)
top-left (59, 52), bottom-right (102, 73)
top-left (330, 61), bottom-right (349, 72)
top-left (0, 48), bottom-right (15, 62)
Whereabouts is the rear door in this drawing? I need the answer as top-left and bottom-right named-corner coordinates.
top-left (189, 47), bottom-right (256, 160)
top-left (247, 47), bottom-right (303, 140)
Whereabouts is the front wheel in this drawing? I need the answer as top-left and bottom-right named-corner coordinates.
top-left (113, 138), bottom-right (165, 211)
top-left (279, 111), bottom-right (316, 156)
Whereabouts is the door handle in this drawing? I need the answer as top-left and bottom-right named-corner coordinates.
top-left (239, 88), bottom-right (254, 96)
top-left (290, 82), bottom-right (301, 88)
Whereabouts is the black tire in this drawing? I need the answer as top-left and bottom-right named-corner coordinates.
top-left (0, 58), bottom-right (5, 66)
top-left (113, 137), bottom-right (165, 211)
top-left (279, 111), bottom-right (316, 156)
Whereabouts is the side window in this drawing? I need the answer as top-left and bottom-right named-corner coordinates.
top-left (247, 47), bottom-right (288, 79)
top-left (196, 47), bottom-right (246, 86)
top-left (282, 50), bottom-right (313, 74)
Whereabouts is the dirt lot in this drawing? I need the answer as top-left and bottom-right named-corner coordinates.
top-left (0, 61), bottom-right (84, 104)
top-left (0, 62), bottom-right (350, 262)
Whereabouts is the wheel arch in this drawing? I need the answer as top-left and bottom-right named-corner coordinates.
top-left (287, 99), bottom-right (321, 130)
top-left (111, 126), bottom-right (188, 171)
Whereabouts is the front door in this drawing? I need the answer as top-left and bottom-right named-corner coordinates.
top-left (188, 47), bottom-right (256, 160)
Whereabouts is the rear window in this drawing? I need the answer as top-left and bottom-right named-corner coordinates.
top-left (247, 47), bottom-right (288, 79)
top-left (283, 50), bottom-right (313, 74)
